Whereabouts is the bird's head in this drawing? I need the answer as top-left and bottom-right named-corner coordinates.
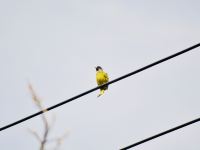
top-left (95, 66), bottom-right (103, 71)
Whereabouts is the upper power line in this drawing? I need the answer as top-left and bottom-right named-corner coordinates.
top-left (0, 43), bottom-right (200, 132)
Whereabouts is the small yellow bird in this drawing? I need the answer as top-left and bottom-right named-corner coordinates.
top-left (95, 66), bottom-right (109, 97)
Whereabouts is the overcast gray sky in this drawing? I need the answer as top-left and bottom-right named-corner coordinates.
top-left (0, 0), bottom-right (200, 150)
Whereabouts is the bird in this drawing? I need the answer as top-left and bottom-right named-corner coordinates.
top-left (95, 66), bottom-right (109, 97)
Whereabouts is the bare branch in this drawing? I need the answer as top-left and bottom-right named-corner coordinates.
top-left (28, 83), bottom-right (51, 150)
top-left (28, 83), bottom-right (67, 150)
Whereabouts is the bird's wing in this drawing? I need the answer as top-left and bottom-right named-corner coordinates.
top-left (103, 72), bottom-right (109, 82)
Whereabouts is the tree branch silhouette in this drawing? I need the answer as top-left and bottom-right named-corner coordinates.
top-left (28, 83), bottom-right (67, 150)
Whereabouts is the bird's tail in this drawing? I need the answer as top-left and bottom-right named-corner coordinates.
top-left (97, 89), bottom-right (105, 97)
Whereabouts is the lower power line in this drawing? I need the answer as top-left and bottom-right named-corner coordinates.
top-left (120, 117), bottom-right (200, 150)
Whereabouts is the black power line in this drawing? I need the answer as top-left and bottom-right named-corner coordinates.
top-left (120, 117), bottom-right (200, 150)
top-left (0, 43), bottom-right (200, 132)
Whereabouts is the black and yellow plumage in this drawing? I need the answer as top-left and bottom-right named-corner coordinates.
top-left (95, 66), bottom-right (109, 97)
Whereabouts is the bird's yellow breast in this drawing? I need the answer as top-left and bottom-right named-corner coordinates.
top-left (96, 71), bottom-right (109, 86)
